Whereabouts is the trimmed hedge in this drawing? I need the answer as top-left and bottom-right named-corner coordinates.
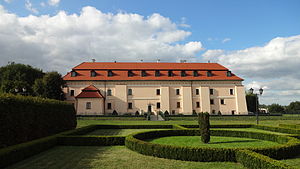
top-left (236, 150), bottom-right (296, 169)
top-left (279, 124), bottom-right (300, 130)
top-left (94, 125), bottom-right (174, 129)
top-left (253, 125), bottom-right (300, 135)
top-left (0, 94), bottom-right (76, 148)
top-left (181, 124), bottom-right (253, 129)
top-left (58, 136), bottom-right (125, 146)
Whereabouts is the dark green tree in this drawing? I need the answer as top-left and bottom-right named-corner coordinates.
top-left (268, 103), bottom-right (285, 114)
top-left (246, 93), bottom-right (258, 113)
top-left (42, 72), bottom-right (65, 100)
top-left (286, 101), bottom-right (300, 114)
top-left (0, 63), bottom-right (44, 95)
top-left (33, 78), bottom-right (45, 97)
top-left (198, 112), bottom-right (210, 143)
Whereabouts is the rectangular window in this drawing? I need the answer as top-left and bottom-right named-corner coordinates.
top-left (181, 70), bottom-right (186, 77)
top-left (128, 70), bottom-right (134, 77)
top-left (128, 102), bottom-right (133, 109)
top-left (210, 89), bottom-right (214, 95)
top-left (196, 89), bottom-right (199, 95)
top-left (107, 103), bottom-right (112, 109)
top-left (128, 89), bottom-right (132, 95)
top-left (176, 89), bottom-right (180, 95)
top-left (177, 102), bottom-right (180, 108)
top-left (221, 99), bottom-right (225, 105)
top-left (193, 70), bottom-right (198, 77)
top-left (196, 101), bottom-right (200, 108)
top-left (207, 70), bottom-right (212, 77)
top-left (155, 70), bottom-right (160, 77)
top-left (156, 89), bottom-right (160, 95)
top-left (107, 89), bottom-right (112, 96)
top-left (210, 99), bottom-right (214, 105)
top-left (230, 89), bottom-right (234, 95)
top-left (168, 70), bottom-right (173, 77)
top-left (156, 102), bottom-right (161, 109)
top-left (86, 102), bottom-right (91, 109)
top-left (107, 70), bottom-right (113, 77)
top-left (141, 70), bottom-right (147, 77)
top-left (70, 90), bottom-right (74, 96)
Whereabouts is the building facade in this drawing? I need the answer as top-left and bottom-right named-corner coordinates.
top-left (63, 62), bottom-right (248, 115)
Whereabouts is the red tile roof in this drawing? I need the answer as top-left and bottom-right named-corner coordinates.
top-left (63, 62), bottom-right (243, 81)
top-left (75, 85), bottom-right (104, 98)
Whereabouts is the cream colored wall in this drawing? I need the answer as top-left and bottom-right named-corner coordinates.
top-left (64, 80), bottom-right (247, 115)
top-left (76, 98), bottom-right (104, 115)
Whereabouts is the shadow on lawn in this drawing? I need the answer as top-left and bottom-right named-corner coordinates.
top-left (209, 139), bottom-right (259, 144)
top-left (85, 129), bottom-right (123, 136)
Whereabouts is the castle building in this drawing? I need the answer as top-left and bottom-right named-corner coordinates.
top-left (63, 62), bottom-right (248, 115)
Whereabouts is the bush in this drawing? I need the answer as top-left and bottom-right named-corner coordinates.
top-left (112, 110), bottom-right (118, 116)
top-left (0, 93), bottom-right (76, 148)
top-left (198, 112), bottom-right (210, 143)
top-left (135, 111), bottom-right (140, 116)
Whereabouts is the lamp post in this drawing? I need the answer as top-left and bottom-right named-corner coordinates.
top-left (249, 87), bottom-right (264, 125)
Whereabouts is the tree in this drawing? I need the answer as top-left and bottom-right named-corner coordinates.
top-left (246, 93), bottom-right (258, 113)
top-left (198, 112), bottom-right (210, 143)
top-left (286, 101), bottom-right (300, 114)
top-left (0, 63), bottom-right (44, 95)
top-left (268, 104), bottom-right (285, 114)
top-left (33, 78), bottom-right (45, 97)
top-left (42, 72), bottom-right (65, 100)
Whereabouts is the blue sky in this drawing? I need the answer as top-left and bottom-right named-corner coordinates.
top-left (0, 0), bottom-right (300, 105)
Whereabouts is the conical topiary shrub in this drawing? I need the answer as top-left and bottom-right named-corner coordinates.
top-left (198, 112), bottom-right (210, 143)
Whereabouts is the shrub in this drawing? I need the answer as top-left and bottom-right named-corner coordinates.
top-left (198, 112), bottom-right (210, 143)
top-left (218, 111), bottom-right (222, 116)
top-left (192, 110), bottom-right (197, 115)
top-left (135, 111), bottom-right (140, 116)
top-left (0, 93), bottom-right (76, 148)
top-left (112, 110), bottom-right (118, 116)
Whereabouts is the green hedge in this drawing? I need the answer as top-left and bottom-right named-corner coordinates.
top-left (181, 124), bottom-right (253, 128)
top-left (58, 136), bottom-right (125, 146)
top-left (0, 94), bottom-right (76, 148)
top-left (236, 150), bottom-right (295, 169)
top-left (125, 129), bottom-right (300, 162)
top-left (253, 125), bottom-right (300, 135)
top-left (95, 125), bottom-right (174, 129)
top-left (279, 124), bottom-right (300, 130)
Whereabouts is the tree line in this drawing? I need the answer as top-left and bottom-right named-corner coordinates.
top-left (0, 62), bottom-right (65, 100)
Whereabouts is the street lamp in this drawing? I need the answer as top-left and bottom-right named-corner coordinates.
top-left (249, 87), bottom-right (264, 125)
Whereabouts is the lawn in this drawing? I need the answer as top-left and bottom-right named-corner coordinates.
top-left (148, 136), bottom-right (280, 148)
top-left (85, 129), bottom-right (167, 136)
top-left (6, 146), bottom-right (246, 169)
top-left (281, 155), bottom-right (300, 168)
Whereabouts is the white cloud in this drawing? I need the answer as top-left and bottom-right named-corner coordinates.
top-left (4, 0), bottom-right (12, 3)
top-left (0, 5), bottom-right (203, 73)
top-left (25, 0), bottom-right (38, 14)
top-left (40, 2), bottom-right (46, 7)
top-left (222, 38), bottom-right (231, 43)
top-left (48, 0), bottom-right (60, 6)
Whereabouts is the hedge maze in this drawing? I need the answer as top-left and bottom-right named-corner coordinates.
top-left (1, 124), bottom-right (299, 169)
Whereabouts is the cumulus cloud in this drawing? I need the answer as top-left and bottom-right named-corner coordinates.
top-left (48, 0), bottom-right (60, 6)
top-left (0, 5), bottom-right (203, 73)
top-left (222, 38), bottom-right (231, 43)
top-left (25, 0), bottom-right (38, 14)
top-left (4, 0), bottom-right (12, 3)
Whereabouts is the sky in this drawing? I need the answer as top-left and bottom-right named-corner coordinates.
top-left (0, 0), bottom-right (300, 105)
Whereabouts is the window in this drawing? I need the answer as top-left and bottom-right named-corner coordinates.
top-left (221, 99), bottom-right (225, 105)
top-left (71, 71), bottom-right (77, 77)
top-left (107, 103), bottom-right (112, 109)
top-left (155, 70), bottom-right (160, 77)
top-left (227, 71), bottom-right (232, 77)
top-left (128, 70), bottom-right (134, 77)
top-left (207, 70), bottom-right (212, 77)
top-left (193, 70), bottom-right (198, 77)
top-left (168, 70), bottom-right (173, 77)
top-left (107, 70), bottom-right (113, 77)
top-left (210, 99), bottom-right (214, 105)
top-left (181, 70), bottom-right (186, 77)
top-left (70, 90), bottom-right (74, 96)
top-left (90, 70), bottom-right (96, 77)
top-left (156, 89), bottom-right (160, 95)
top-left (176, 89), bottom-right (180, 95)
top-left (210, 89), bottom-right (214, 95)
top-left (231, 110), bottom-right (235, 115)
top-left (141, 70), bottom-right (147, 77)
top-left (196, 89), bottom-right (199, 95)
top-left (107, 89), bottom-right (112, 96)
top-left (128, 89), bottom-right (132, 95)
top-left (177, 102), bottom-right (180, 108)
top-left (230, 89), bottom-right (234, 95)
top-left (196, 101), bottom-right (200, 108)
top-left (86, 102), bottom-right (91, 109)
top-left (172, 110), bottom-right (175, 115)
top-left (128, 102), bottom-right (133, 109)
top-left (156, 102), bottom-right (161, 109)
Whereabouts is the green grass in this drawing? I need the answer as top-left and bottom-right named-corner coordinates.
top-left (280, 155), bottom-right (300, 169)
top-left (6, 146), bottom-right (246, 169)
top-left (148, 136), bottom-right (280, 148)
top-left (85, 129), bottom-right (167, 136)
top-left (211, 128), bottom-right (290, 135)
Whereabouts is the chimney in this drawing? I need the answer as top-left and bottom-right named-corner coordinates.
top-left (180, 60), bottom-right (187, 63)
top-left (92, 59), bottom-right (95, 62)
top-left (157, 59), bottom-right (160, 63)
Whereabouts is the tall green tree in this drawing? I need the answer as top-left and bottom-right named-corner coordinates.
top-left (286, 101), bottom-right (300, 114)
top-left (198, 112), bottom-right (210, 143)
top-left (0, 63), bottom-right (44, 95)
top-left (246, 93), bottom-right (258, 113)
top-left (268, 103), bottom-right (285, 114)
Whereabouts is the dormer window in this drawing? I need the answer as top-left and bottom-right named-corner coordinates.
top-left (128, 70), bottom-right (134, 77)
top-left (227, 71), bottom-right (232, 77)
top-left (155, 70), bottom-right (160, 77)
top-left (71, 71), bottom-right (77, 77)
top-left (90, 70), bottom-right (96, 77)
top-left (107, 70), bottom-right (113, 77)
top-left (168, 70), bottom-right (173, 77)
top-left (181, 70), bottom-right (186, 77)
top-left (207, 70), bottom-right (212, 77)
top-left (141, 70), bottom-right (147, 77)
top-left (193, 70), bottom-right (198, 77)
